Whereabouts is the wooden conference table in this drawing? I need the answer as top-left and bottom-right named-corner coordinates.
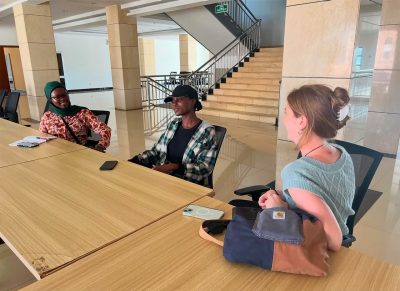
top-left (24, 197), bottom-right (400, 290)
top-left (0, 118), bottom-right (84, 168)
top-left (0, 120), bottom-right (214, 279)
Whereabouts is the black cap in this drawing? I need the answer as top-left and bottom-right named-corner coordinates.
top-left (164, 85), bottom-right (198, 103)
top-left (164, 85), bottom-right (202, 111)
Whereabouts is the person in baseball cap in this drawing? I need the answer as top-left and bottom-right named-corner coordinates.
top-left (164, 84), bottom-right (203, 112)
top-left (129, 84), bottom-right (218, 187)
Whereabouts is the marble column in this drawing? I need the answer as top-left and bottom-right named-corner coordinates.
top-left (275, 0), bottom-right (360, 186)
top-left (106, 5), bottom-right (142, 110)
top-left (13, 3), bottom-right (59, 121)
top-left (364, 0), bottom-right (400, 156)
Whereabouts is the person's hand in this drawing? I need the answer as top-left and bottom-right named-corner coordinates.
top-left (258, 190), bottom-right (275, 208)
top-left (94, 144), bottom-right (106, 152)
top-left (153, 163), bottom-right (179, 173)
top-left (258, 190), bottom-right (288, 209)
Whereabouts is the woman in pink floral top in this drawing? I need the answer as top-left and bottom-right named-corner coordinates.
top-left (39, 81), bottom-right (111, 152)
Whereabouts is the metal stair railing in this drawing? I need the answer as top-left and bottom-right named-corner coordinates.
top-left (182, 19), bottom-right (261, 98)
top-left (221, 0), bottom-right (258, 32)
top-left (140, 0), bottom-right (261, 124)
top-left (140, 76), bottom-right (174, 134)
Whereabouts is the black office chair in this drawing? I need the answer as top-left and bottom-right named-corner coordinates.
top-left (0, 89), bottom-right (7, 117)
top-left (204, 125), bottom-right (227, 188)
top-left (85, 110), bottom-right (111, 148)
top-left (2, 91), bottom-right (20, 123)
top-left (231, 140), bottom-right (383, 247)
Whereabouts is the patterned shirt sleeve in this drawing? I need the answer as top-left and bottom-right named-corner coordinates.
top-left (81, 109), bottom-right (111, 148)
top-left (39, 113), bottom-right (49, 133)
top-left (182, 126), bottom-right (218, 184)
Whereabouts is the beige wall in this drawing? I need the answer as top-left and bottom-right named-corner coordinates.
top-left (275, 0), bottom-right (360, 186)
top-left (364, 0), bottom-right (400, 155)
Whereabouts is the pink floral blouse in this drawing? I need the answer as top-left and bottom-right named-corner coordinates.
top-left (39, 109), bottom-right (111, 148)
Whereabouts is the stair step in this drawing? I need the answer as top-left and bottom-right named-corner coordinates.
top-left (226, 77), bottom-right (281, 85)
top-left (232, 72), bottom-right (282, 79)
top-left (239, 67), bottom-right (282, 73)
top-left (260, 47), bottom-right (283, 52)
top-left (207, 95), bottom-right (279, 107)
top-left (219, 83), bottom-right (279, 91)
top-left (203, 101), bottom-right (278, 115)
top-left (256, 51), bottom-right (283, 57)
top-left (213, 88), bottom-right (278, 98)
top-left (199, 108), bottom-right (276, 124)
top-left (246, 61), bottom-right (282, 67)
top-left (252, 56), bottom-right (283, 61)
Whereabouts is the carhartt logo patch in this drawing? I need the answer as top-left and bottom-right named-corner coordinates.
top-left (273, 211), bottom-right (286, 220)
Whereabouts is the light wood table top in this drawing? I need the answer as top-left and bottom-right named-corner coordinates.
top-left (0, 149), bottom-right (213, 279)
top-left (0, 118), bottom-right (84, 168)
top-left (23, 197), bottom-right (400, 290)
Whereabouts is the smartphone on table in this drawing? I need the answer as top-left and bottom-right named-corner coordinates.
top-left (99, 160), bottom-right (118, 171)
top-left (183, 204), bottom-right (224, 220)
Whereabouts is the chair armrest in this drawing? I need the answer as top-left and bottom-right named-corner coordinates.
top-left (234, 185), bottom-right (270, 196)
top-left (342, 234), bottom-right (356, 248)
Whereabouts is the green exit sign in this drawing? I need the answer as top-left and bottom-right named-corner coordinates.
top-left (215, 4), bottom-right (228, 14)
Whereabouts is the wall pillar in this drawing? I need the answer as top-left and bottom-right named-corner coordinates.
top-left (13, 3), bottom-right (59, 121)
top-left (364, 0), bottom-right (400, 156)
top-left (106, 5), bottom-right (141, 110)
top-left (138, 38), bottom-right (156, 76)
top-left (179, 34), bottom-right (197, 72)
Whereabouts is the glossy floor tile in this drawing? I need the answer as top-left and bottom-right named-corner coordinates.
top-left (0, 244), bottom-right (36, 290)
top-left (3, 90), bottom-right (400, 289)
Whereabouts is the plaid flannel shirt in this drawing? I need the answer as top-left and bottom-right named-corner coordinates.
top-left (137, 117), bottom-right (218, 185)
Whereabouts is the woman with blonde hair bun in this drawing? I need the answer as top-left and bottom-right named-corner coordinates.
top-left (259, 84), bottom-right (355, 251)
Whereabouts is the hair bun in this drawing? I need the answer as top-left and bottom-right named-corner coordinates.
top-left (332, 87), bottom-right (350, 112)
top-left (332, 87), bottom-right (350, 129)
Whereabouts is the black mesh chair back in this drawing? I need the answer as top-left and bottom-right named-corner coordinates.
top-left (86, 110), bottom-right (111, 146)
top-left (92, 110), bottom-right (110, 124)
top-left (231, 139), bottom-right (383, 247)
top-left (204, 125), bottom-right (227, 188)
top-left (0, 89), bottom-right (6, 117)
top-left (334, 140), bottom-right (383, 237)
top-left (3, 91), bottom-right (20, 123)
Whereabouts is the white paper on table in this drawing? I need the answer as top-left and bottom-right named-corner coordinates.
top-left (9, 135), bottom-right (56, 146)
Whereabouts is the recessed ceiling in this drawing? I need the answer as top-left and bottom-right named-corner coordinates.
top-left (49, 0), bottom-right (177, 20)
top-left (0, 0), bottom-right (217, 34)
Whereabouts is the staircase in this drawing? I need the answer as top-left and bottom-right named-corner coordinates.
top-left (199, 47), bottom-right (283, 124)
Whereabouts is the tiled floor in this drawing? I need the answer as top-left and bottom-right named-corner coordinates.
top-left (2, 91), bottom-right (400, 289)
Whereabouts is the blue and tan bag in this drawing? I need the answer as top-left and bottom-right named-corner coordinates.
top-left (199, 207), bottom-right (330, 276)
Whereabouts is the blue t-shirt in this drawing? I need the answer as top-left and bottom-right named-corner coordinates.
top-left (281, 143), bottom-right (355, 235)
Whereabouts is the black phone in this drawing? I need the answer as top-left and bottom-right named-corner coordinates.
top-left (99, 160), bottom-right (118, 171)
